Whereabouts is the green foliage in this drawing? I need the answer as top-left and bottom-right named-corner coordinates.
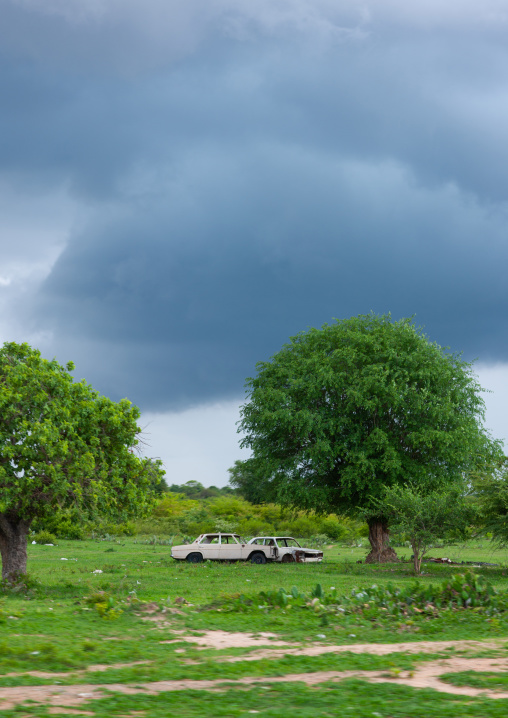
top-left (473, 459), bottom-right (508, 545)
top-left (0, 571), bottom-right (39, 595)
top-left (369, 484), bottom-right (476, 573)
top-left (138, 490), bottom-right (367, 543)
top-left (239, 314), bottom-right (502, 519)
top-left (32, 508), bottom-right (86, 540)
top-left (168, 480), bottom-right (235, 499)
top-left (342, 570), bottom-right (506, 618)
top-left (0, 342), bottom-right (164, 523)
top-left (84, 591), bottom-right (124, 620)
top-left (153, 493), bottom-right (199, 518)
top-left (92, 520), bottom-right (137, 537)
top-left (0, 341), bottom-right (165, 576)
top-left (207, 570), bottom-right (507, 625)
top-left (228, 458), bottom-right (277, 503)
top-left (32, 530), bottom-right (57, 545)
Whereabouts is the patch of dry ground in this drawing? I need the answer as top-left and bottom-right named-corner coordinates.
top-left (3, 636), bottom-right (508, 710)
top-left (162, 630), bottom-right (293, 649)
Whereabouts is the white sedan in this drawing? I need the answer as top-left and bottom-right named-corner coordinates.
top-left (171, 533), bottom-right (273, 563)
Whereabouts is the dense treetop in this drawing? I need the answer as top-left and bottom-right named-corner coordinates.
top-left (239, 314), bottom-right (502, 517)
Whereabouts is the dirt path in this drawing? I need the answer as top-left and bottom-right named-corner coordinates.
top-left (217, 638), bottom-right (508, 661)
top-left (2, 639), bottom-right (508, 710)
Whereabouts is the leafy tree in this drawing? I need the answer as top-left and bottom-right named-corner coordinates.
top-left (228, 458), bottom-right (276, 504)
top-left (144, 458), bottom-right (168, 494)
top-left (369, 485), bottom-right (475, 574)
top-left (239, 314), bottom-right (501, 562)
top-left (473, 458), bottom-right (508, 545)
top-left (0, 342), bottom-right (164, 580)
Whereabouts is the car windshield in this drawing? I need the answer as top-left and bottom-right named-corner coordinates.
top-left (276, 538), bottom-right (301, 548)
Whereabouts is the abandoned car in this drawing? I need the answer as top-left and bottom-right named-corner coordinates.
top-left (248, 536), bottom-right (323, 563)
top-left (170, 533), bottom-right (323, 563)
top-left (170, 533), bottom-right (271, 563)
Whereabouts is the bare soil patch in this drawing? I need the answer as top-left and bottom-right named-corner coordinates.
top-left (2, 661), bottom-right (150, 680)
top-left (162, 630), bottom-right (293, 649)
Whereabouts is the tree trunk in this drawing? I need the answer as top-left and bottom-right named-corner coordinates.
top-left (0, 514), bottom-right (31, 581)
top-left (365, 519), bottom-right (398, 563)
top-left (412, 540), bottom-right (422, 575)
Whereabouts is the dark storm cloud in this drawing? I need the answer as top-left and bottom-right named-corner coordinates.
top-left (2, 1), bottom-right (507, 408)
top-left (37, 152), bottom-right (508, 409)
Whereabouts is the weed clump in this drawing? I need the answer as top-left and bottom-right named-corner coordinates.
top-left (202, 570), bottom-right (508, 624)
top-left (84, 591), bottom-right (124, 619)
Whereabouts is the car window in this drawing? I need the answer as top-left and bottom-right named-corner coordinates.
top-left (285, 539), bottom-right (301, 547)
top-left (201, 536), bottom-right (220, 544)
top-left (222, 536), bottom-right (239, 544)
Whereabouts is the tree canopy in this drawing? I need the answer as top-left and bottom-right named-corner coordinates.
top-left (238, 314), bottom-right (502, 561)
top-left (473, 458), bottom-right (508, 545)
top-left (0, 342), bottom-right (164, 579)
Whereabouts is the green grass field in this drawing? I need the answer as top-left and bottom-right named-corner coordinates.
top-left (2, 538), bottom-right (508, 717)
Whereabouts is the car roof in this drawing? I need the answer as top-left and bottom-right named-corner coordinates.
top-left (253, 536), bottom-right (296, 540)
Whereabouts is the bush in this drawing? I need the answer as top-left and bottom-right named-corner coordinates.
top-left (31, 509), bottom-right (87, 540)
top-left (98, 521), bottom-right (137, 537)
top-left (32, 530), bottom-right (57, 545)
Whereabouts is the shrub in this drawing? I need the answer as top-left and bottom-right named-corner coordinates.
top-left (31, 508), bottom-right (87, 540)
top-left (153, 493), bottom-right (198, 518)
top-left (32, 530), bottom-right (57, 545)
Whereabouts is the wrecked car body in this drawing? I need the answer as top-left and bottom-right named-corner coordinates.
top-left (248, 536), bottom-right (323, 563)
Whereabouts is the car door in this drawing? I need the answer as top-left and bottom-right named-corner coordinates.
top-left (218, 535), bottom-right (243, 560)
top-left (198, 535), bottom-right (221, 560)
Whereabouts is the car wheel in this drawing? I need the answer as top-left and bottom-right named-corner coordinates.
top-left (250, 552), bottom-right (267, 565)
top-left (281, 553), bottom-right (295, 563)
top-left (186, 552), bottom-right (203, 563)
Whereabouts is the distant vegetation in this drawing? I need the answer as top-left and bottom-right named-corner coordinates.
top-left (33, 480), bottom-right (368, 545)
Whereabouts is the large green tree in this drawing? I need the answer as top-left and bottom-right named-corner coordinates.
top-left (0, 342), bottom-right (164, 580)
top-left (239, 314), bottom-right (501, 562)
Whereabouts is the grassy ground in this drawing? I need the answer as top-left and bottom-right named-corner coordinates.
top-left (1, 538), bottom-right (508, 717)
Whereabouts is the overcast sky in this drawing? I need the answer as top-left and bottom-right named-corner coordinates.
top-left (1, 0), bottom-right (508, 486)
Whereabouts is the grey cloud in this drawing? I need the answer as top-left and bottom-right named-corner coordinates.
top-left (35, 151), bottom-right (508, 409)
top-left (2, 21), bottom-right (508, 204)
top-left (2, 0), bottom-right (508, 410)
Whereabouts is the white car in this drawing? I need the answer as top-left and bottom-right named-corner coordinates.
top-left (171, 533), bottom-right (272, 563)
top-left (248, 536), bottom-right (323, 563)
